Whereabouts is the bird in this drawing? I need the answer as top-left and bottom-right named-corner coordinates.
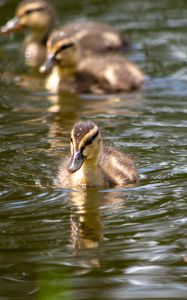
top-left (0, 0), bottom-right (56, 67)
top-left (40, 32), bottom-right (145, 94)
top-left (56, 121), bottom-right (138, 188)
top-left (0, 0), bottom-right (129, 68)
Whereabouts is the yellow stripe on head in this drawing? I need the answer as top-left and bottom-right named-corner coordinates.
top-left (71, 121), bottom-right (99, 150)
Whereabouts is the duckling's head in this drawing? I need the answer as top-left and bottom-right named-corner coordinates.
top-left (1, 0), bottom-right (55, 35)
top-left (40, 32), bottom-right (78, 73)
top-left (67, 121), bottom-right (102, 174)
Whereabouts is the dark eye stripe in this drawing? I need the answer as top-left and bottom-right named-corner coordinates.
top-left (55, 43), bottom-right (74, 57)
top-left (24, 7), bottom-right (45, 15)
top-left (60, 43), bottom-right (74, 51)
top-left (85, 130), bottom-right (99, 146)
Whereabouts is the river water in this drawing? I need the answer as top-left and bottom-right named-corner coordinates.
top-left (0, 0), bottom-right (187, 299)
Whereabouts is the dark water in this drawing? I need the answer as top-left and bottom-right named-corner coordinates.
top-left (0, 0), bottom-right (187, 299)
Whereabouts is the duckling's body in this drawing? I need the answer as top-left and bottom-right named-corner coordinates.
top-left (76, 54), bottom-right (145, 94)
top-left (1, 1), bottom-right (129, 68)
top-left (56, 121), bottom-right (138, 188)
top-left (44, 55), bottom-right (144, 94)
top-left (40, 33), bottom-right (144, 94)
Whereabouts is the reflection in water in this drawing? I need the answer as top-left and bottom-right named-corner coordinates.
top-left (70, 189), bottom-right (102, 267)
top-left (0, 66), bottom-right (145, 118)
top-left (46, 91), bottom-right (82, 152)
top-left (0, 187), bottom-right (128, 299)
top-left (69, 188), bottom-right (128, 271)
top-left (46, 90), bottom-right (145, 156)
top-left (0, 69), bottom-right (44, 91)
top-left (70, 189), bottom-right (102, 269)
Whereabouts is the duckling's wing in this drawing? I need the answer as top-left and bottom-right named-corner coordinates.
top-left (76, 56), bottom-right (117, 94)
top-left (77, 55), bottom-right (144, 93)
top-left (75, 68), bottom-right (105, 94)
top-left (100, 146), bottom-right (138, 184)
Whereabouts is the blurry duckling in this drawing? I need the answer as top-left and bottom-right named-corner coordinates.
top-left (40, 32), bottom-right (145, 94)
top-left (56, 121), bottom-right (138, 188)
top-left (0, 0), bottom-right (129, 67)
top-left (0, 0), bottom-right (55, 67)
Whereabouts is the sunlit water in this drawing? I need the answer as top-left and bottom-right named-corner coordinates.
top-left (0, 0), bottom-right (187, 299)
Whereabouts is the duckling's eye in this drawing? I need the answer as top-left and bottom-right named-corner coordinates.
top-left (60, 43), bottom-right (74, 51)
top-left (85, 136), bottom-right (94, 146)
top-left (24, 9), bottom-right (33, 15)
top-left (70, 138), bottom-right (73, 143)
top-left (85, 131), bottom-right (99, 146)
top-left (55, 44), bottom-right (73, 58)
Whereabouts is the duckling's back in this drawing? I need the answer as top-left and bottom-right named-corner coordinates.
top-left (76, 55), bottom-right (144, 94)
top-left (100, 147), bottom-right (138, 185)
top-left (59, 20), bottom-right (129, 54)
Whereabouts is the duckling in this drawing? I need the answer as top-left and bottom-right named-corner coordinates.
top-left (56, 121), bottom-right (138, 188)
top-left (40, 32), bottom-right (144, 94)
top-left (0, 0), bottom-right (56, 67)
top-left (0, 1), bottom-right (129, 68)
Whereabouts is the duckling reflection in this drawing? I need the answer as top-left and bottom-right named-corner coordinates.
top-left (69, 188), bottom-right (127, 269)
top-left (69, 189), bottom-right (101, 270)
top-left (40, 33), bottom-right (144, 94)
top-left (70, 189), bottom-right (101, 263)
top-left (0, 0), bottom-right (129, 68)
top-left (46, 91), bottom-right (83, 151)
top-left (56, 121), bottom-right (138, 188)
top-left (46, 89), bottom-right (144, 157)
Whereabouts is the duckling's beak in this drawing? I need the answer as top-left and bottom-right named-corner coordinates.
top-left (0, 17), bottom-right (24, 34)
top-left (39, 54), bottom-right (56, 74)
top-left (67, 151), bottom-right (85, 174)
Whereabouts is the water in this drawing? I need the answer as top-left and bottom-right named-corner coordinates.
top-left (0, 0), bottom-right (187, 299)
